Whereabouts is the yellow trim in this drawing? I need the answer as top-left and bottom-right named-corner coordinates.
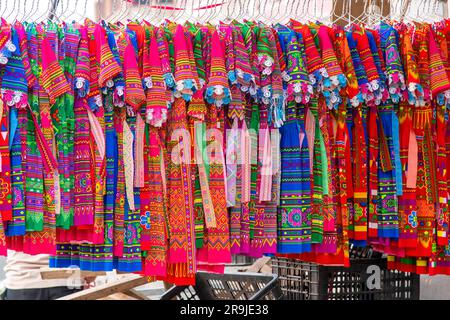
top-left (353, 192), bottom-right (368, 198)
top-left (416, 260), bottom-right (427, 267)
top-left (438, 231), bottom-right (447, 238)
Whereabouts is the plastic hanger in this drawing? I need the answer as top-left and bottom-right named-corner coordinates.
top-left (400, 0), bottom-right (412, 22)
top-left (5, 0), bottom-right (16, 22)
top-left (197, 0), bottom-right (206, 23)
top-left (13, 0), bottom-right (24, 22)
top-left (381, 0), bottom-right (393, 23)
top-left (252, 0), bottom-right (261, 23)
top-left (291, 0), bottom-right (301, 23)
top-left (51, 0), bottom-right (59, 22)
top-left (190, 0), bottom-right (198, 23)
top-left (326, 0), bottom-right (338, 25)
top-left (119, 0), bottom-right (132, 23)
top-left (287, 0), bottom-right (297, 24)
top-left (205, 0), bottom-right (216, 24)
top-left (23, 0), bottom-right (35, 21)
top-left (274, 0), bottom-right (288, 25)
top-left (214, 0), bottom-right (225, 24)
top-left (390, 0), bottom-right (398, 21)
top-left (252, 0), bottom-right (260, 23)
top-left (422, 0), bottom-right (432, 22)
top-left (159, 2), bottom-right (174, 26)
top-left (367, 0), bottom-right (381, 25)
top-left (34, 0), bottom-right (51, 22)
top-left (98, 0), bottom-right (117, 23)
top-left (136, 0), bottom-right (149, 22)
top-left (124, 0), bottom-right (142, 23)
top-left (58, 0), bottom-right (70, 21)
top-left (143, 0), bottom-right (155, 24)
top-left (188, 0), bottom-right (197, 23)
top-left (298, 0), bottom-right (308, 23)
top-left (401, 0), bottom-right (415, 24)
top-left (2, 0), bottom-right (10, 22)
top-left (243, 0), bottom-right (252, 21)
top-left (312, 0), bottom-right (318, 22)
top-left (236, 0), bottom-right (244, 21)
top-left (311, 0), bottom-right (320, 24)
top-left (292, 0), bottom-right (301, 23)
top-left (414, 0), bottom-right (425, 22)
top-left (159, 0), bottom-right (171, 25)
top-left (207, 0), bottom-right (217, 24)
top-left (267, 0), bottom-right (276, 25)
top-left (315, 0), bottom-right (326, 24)
top-left (181, 0), bottom-right (191, 23)
top-left (347, 0), bottom-right (353, 26)
top-left (252, 0), bottom-right (266, 24)
top-left (313, 0), bottom-right (325, 25)
top-left (322, 0), bottom-right (332, 25)
top-left (97, 0), bottom-right (105, 22)
top-left (124, 0), bottom-right (134, 22)
top-left (234, 0), bottom-right (244, 22)
top-left (198, 0), bottom-right (211, 25)
top-left (22, 0), bottom-right (33, 22)
top-left (221, 0), bottom-right (232, 23)
top-left (337, 0), bottom-right (351, 27)
top-left (217, 0), bottom-right (228, 23)
top-left (77, 0), bottom-right (88, 23)
top-left (174, 0), bottom-right (186, 23)
top-left (429, 0), bottom-right (441, 22)
top-left (111, 0), bottom-right (125, 23)
top-left (161, 0), bottom-right (172, 25)
top-left (267, 0), bottom-right (277, 25)
top-left (425, 0), bottom-right (435, 23)
top-left (45, 0), bottom-right (57, 23)
top-left (303, 0), bottom-right (313, 24)
top-left (391, 0), bottom-right (399, 22)
top-left (117, 0), bottom-right (129, 23)
top-left (49, 0), bottom-right (63, 23)
top-left (165, 3), bottom-right (176, 25)
top-left (328, 0), bottom-right (338, 25)
top-left (132, 0), bottom-right (143, 22)
top-left (352, 0), bottom-right (368, 26)
top-left (318, 0), bottom-right (332, 25)
top-left (107, 0), bottom-right (119, 22)
top-left (71, 0), bottom-right (84, 22)
top-left (259, 0), bottom-right (267, 24)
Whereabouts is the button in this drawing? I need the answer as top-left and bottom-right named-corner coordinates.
top-left (264, 59), bottom-right (273, 67)
top-left (76, 79), bottom-right (84, 89)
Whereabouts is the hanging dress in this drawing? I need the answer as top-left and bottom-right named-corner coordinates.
top-left (276, 26), bottom-right (312, 254)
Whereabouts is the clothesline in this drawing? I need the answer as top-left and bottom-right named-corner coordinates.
top-left (121, 0), bottom-right (227, 11)
top-left (0, 17), bottom-right (450, 285)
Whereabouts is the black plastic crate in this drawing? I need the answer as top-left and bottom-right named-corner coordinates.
top-left (160, 271), bottom-right (283, 300)
top-left (230, 254), bottom-right (256, 266)
top-left (272, 247), bottom-right (420, 300)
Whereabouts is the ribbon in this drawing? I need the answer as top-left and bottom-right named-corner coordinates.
top-left (195, 121), bottom-right (216, 229)
top-left (134, 114), bottom-right (145, 188)
top-left (86, 108), bottom-right (106, 161)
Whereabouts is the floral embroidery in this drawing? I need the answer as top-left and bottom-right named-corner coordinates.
top-left (287, 208), bottom-right (303, 227)
top-left (140, 211), bottom-right (151, 230)
top-left (408, 211), bottom-right (418, 228)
